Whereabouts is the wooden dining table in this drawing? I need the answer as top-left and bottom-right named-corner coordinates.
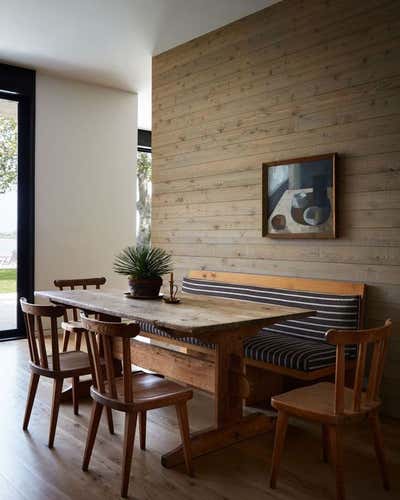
top-left (36, 288), bottom-right (313, 468)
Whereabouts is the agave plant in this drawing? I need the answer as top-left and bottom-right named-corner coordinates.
top-left (113, 246), bottom-right (173, 280)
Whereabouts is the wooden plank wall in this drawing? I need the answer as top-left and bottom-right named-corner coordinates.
top-left (152, 0), bottom-right (400, 416)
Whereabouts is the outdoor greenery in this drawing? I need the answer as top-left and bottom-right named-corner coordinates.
top-left (0, 115), bottom-right (17, 194)
top-left (0, 268), bottom-right (16, 293)
top-left (136, 152), bottom-right (152, 247)
top-left (0, 231), bottom-right (16, 239)
top-left (113, 246), bottom-right (172, 279)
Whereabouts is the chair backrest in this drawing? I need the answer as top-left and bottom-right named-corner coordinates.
top-left (80, 315), bottom-right (140, 404)
top-left (54, 277), bottom-right (106, 321)
top-left (326, 319), bottom-right (392, 414)
top-left (20, 298), bottom-right (66, 372)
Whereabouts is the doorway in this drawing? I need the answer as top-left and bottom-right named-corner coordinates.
top-left (0, 64), bottom-right (35, 340)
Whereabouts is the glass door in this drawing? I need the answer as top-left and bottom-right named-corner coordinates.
top-left (0, 98), bottom-right (18, 332)
top-left (0, 64), bottom-right (35, 340)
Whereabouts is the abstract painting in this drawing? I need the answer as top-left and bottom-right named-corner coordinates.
top-left (262, 153), bottom-right (336, 238)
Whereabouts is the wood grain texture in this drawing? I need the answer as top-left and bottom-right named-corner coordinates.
top-left (152, 0), bottom-right (400, 417)
top-left (3, 338), bottom-right (400, 500)
top-left (269, 321), bottom-right (392, 499)
top-left (35, 289), bottom-right (312, 337)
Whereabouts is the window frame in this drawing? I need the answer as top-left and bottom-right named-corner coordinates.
top-left (138, 129), bottom-right (151, 153)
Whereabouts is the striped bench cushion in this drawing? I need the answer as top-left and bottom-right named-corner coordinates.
top-left (182, 278), bottom-right (361, 342)
top-left (243, 331), bottom-right (348, 371)
top-left (138, 321), bottom-right (351, 371)
top-left (137, 277), bottom-right (361, 372)
top-left (137, 320), bottom-right (214, 349)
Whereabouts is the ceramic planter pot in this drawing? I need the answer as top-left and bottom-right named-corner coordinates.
top-left (128, 277), bottom-right (162, 298)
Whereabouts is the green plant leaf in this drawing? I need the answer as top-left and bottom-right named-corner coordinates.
top-left (113, 246), bottom-right (173, 279)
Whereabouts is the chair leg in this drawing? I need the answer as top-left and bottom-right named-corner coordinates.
top-left (368, 411), bottom-right (390, 490)
top-left (269, 410), bottom-right (288, 489)
top-left (72, 377), bottom-right (79, 415)
top-left (23, 373), bottom-right (40, 430)
top-left (82, 401), bottom-right (103, 471)
top-left (322, 424), bottom-right (331, 464)
top-left (328, 425), bottom-right (345, 500)
top-left (139, 411), bottom-right (147, 450)
top-left (48, 378), bottom-right (63, 448)
top-left (106, 407), bottom-right (114, 434)
top-left (121, 412), bottom-right (137, 498)
top-left (176, 402), bottom-right (194, 477)
top-left (75, 331), bottom-right (82, 351)
top-left (62, 331), bottom-right (70, 352)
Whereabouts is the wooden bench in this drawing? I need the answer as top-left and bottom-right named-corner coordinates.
top-left (128, 271), bottom-right (366, 405)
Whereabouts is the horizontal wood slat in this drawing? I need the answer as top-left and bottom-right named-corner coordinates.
top-left (152, 0), bottom-right (400, 416)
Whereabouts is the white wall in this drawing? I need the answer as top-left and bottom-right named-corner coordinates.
top-left (35, 74), bottom-right (137, 291)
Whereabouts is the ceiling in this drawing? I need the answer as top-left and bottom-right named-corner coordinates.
top-left (0, 0), bottom-right (280, 130)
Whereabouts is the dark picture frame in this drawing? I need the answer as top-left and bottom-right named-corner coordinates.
top-left (262, 153), bottom-right (337, 239)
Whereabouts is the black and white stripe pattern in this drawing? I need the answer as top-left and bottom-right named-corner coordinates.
top-left (243, 332), bottom-right (354, 371)
top-left (182, 278), bottom-right (360, 342)
top-left (137, 277), bottom-right (361, 372)
top-left (137, 321), bottom-right (215, 349)
top-left (138, 320), bottom-right (355, 371)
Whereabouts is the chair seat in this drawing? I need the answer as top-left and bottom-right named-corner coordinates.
top-left (271, 382), bottom-right (380, 423)
top-left (91, 371), bottom-right (193, 411)
top-left (31, 350), bottom-right (92, 377)
top-left (61, 320), bottom-right (86, 333)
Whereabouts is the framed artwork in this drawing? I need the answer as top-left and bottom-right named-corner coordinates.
top-left (262, 153), bottom-right (337, 239)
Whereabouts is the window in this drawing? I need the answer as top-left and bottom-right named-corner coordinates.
top-left (137, 130), bottom-right (151, 247)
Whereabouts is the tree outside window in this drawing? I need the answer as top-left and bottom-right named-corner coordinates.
top-left (136, 151), bottom-right (152, 247)
top-left (0, 115), bottom-right (17, 194)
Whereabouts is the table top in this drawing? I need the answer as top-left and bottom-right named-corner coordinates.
top-left (36, 289), bottom-right (313, 337)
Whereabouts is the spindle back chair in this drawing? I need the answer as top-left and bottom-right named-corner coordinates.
top-left (269, 320), bottom-right (392, 500)
top-left (328, 319), bottom-right (392, 416)
top-left (20, 298), bottom-right (93, 448)
top-left (54, 277), bottom-right (106, 351)
top-left (80, 315), bottom-right (194, 498)
top-left (53, 277), bottom-right (106, 415)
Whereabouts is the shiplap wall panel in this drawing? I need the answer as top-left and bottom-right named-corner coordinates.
top-left (152, 0), bottom-right (400, 416)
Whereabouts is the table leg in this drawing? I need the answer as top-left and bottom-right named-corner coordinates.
top-left (215, 336), bottom-right (244, 426)
top-left (161, 332), bottom-right (274, 468)
top-left (60, 379), bottom-right (92, 402)
top-left (161, 413), bottom-right (274, 468)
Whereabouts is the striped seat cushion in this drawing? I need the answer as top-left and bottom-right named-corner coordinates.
top-left (243, 331), bottom-right (352, 371)
top-left (137, 320), bottom-right (214, 349)
top-left (137, 277), bottom-right (361, 372)
top-left (138, 321), bottom-right (355, 371)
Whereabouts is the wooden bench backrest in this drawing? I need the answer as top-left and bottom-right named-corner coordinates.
top-left (188, 271), bottom-right (367, 328)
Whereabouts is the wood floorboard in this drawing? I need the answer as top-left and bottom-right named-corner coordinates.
top-left (0, 338), bottom-right (399, 499)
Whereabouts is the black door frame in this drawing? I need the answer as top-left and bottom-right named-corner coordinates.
top-left (0, 63), bottom-right (35, 340)
top-left (138, 129), bottom-right (151, 153)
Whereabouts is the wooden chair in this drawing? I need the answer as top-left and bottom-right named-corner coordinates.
top-left (269, 320), bottom-right (392, 500)
top-left (20, 298), bottom-right (94, 448)
top-left (54, 277), bottom-right (106, 416)
top-left (54, 277), bottom-right (106, 352)
top-left (80, 315), bottom-right (194, 498)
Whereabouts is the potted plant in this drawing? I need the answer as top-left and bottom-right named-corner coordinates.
top-left (113, 246), bottom-right (173, 298)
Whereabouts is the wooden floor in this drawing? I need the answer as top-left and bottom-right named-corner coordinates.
top-left (1, 339), bottom-right (399, 500)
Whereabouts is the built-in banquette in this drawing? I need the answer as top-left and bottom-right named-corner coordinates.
top-left (131, 271), bottom-right (366, 404)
